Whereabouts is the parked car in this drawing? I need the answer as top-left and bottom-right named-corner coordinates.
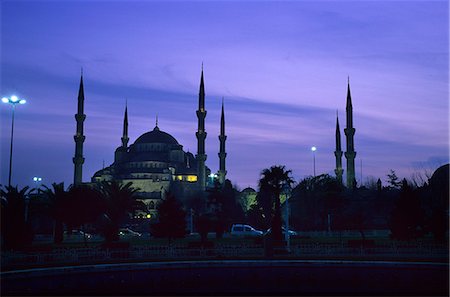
top-left (63, 230), bottom-right (92, 241)
top-left (264, 227), bottom-right (298, 237)
top-left (118, 228), bottom-right (142, 238)
top-left (230, 224), bottom-right (263, 237)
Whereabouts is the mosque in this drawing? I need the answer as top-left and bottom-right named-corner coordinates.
top-left (72, 66), bottom-right (357, 218)
top-left (72, 67), bottom-right (227, 217)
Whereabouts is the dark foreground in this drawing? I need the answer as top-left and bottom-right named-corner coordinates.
top-left (2, 260), bottom-right (448, 296)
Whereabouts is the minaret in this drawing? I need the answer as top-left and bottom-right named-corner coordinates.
top-left (196, 65), bottom-right (207, 191)
top-left (218, 97), bottom-right (227, 184)
top-left (334, 111), bottom-right (343, 185)
top-left (73, 71), bottom-right (86, 186)
top-left (121, 101), bottom-right (129, 148)
top-left (344, 77), bottom-right (356, 188)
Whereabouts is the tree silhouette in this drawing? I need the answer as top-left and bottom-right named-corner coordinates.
top-left (255, 189), bottom-right (272, 229)
top-left (258, 166), bottom-right (294, 243)
top-left (1, 185), bottom-right (35, 250)
top-left (98, 181), bottom-right (139, 242)
top-left (151, 191), bottom-right (187, 243)
top-left (290, 174), bottom-right (343, 231)
top-left (207, 179), bottom-right (245, 238)
top-left (66, 184), bottom-right (106, 245)
top-left (386, 169), bottom-right (402, 189)
top-left (389, 179), bottom-right (425, 240)
top-left (42, 182), bottom-right (69, 243)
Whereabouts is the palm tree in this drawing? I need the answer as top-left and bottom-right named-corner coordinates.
top-left (0, 185), bottom-right (34, 249)
top-left (42, 183), bottom-right (68, 243)
top-left (98, 181), bottom-right (139, 242)
top-left (258, 166), bottom-right (294, 243)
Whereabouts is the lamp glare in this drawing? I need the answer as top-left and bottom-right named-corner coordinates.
top-left (2, 98), bottom-right (8, 103)
top-left (19, 99), bottom-right (26, 104)
top-left (11, 96), bottom-right (18, 102)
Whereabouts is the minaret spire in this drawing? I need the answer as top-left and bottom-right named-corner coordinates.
top-left (196, 64), bottom-right (207, 191)
top-left (344, 78), bottom-right (357, 188)
top-left (73, 72), bottom-right (86, 186)
top-left (218, 97), bottom-right (227, 184)
top-left (121, 100), bottom-right (129, 148)
top-left (334, 110), bottom-right (343, 185)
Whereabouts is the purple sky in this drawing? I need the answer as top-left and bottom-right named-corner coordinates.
top-left (1, 0), bottom-right (448, 190)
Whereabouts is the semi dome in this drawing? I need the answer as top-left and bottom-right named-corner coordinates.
top-left (134, 126), bottom-right (179, 145)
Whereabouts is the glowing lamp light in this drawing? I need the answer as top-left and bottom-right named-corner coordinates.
top-left (311, 146), bottom-right (317, 152)
top-left (146, 214), bottom-right (151, 219)
top-left (33, 177), bottom-right (42, 182)
top-left (2, 96), bottom-right (27, 105)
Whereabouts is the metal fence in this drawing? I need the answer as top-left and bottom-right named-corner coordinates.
top-left (2, 242), bottom-right (448, 269)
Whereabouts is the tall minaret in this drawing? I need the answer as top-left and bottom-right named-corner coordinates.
top-left (73, 71), bottom-right (86, 186)
top-left (218, 97), bottom-right (227, 184)
top-left (344, 77), bottom-right (356, 188)
top-left (334, 111), bottom-right (343, 185)
top-left (196, 65), bottom-right (207, 191)
top-left (121, 101), bottom-right (129, 148)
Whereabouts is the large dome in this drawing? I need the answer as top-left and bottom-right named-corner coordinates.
top-left (134, 126), bottom-right (179, 145)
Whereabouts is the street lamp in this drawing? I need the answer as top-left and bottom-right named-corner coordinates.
top-left (209, 173), bottom-right (217, 186)
top-left (311, 146), bottom-right (317, 177)
top-left (2, 95), bottom-right (26, 187)
top-left (33, 176), bottom-right (42, 192)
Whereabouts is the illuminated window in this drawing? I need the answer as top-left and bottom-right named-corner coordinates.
top-left (177, 175), bottom-right (183, 181)
top-left (187, 175), bottom-right (198, 182)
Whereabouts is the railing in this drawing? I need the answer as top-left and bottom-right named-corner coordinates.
top-left (2, 241), bottom-right (448, 270)
top-left (295, 230), bottom-right (391, 237)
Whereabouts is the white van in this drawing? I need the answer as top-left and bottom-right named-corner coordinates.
top-left (230, 224), bottom-right (263, 237)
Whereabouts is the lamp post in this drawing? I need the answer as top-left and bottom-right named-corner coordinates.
top-left (189, 208), bottom-right (194, 235)
top-left (311, 146), bottom-right (317, 177)
top-left (282, 183), bottom-right (291, 253)
top-left (2, 96), bottom-right (26, 187)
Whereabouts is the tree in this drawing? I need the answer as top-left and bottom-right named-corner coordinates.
top-left (255, 189), bottom-right (273, 229)
top-left (151, 191), bottom-right (187, 243)
top-left (0, 185), bottom-right (35, 250)
top-left (389, 179), bottom-right (425, 240)
top-left (98, 181), bottom-right (139, 242)
top-left (66, 184), bottom-right (106, 245)
top-left (258, 166), bottom-right (294, 243)
top-left (42, 182), bottom-right (69, 243)
top-left (207, 179), bottom-right (245, 238)
top-left (386, 169), bottom-right (402, 189)
top-left (246, 203), bottom-right (265, 230)
top-left (290, 174), bottom-right (344, 231)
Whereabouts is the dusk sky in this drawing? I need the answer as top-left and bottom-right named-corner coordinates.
top-left (1, 0), bottom-right (448, 190)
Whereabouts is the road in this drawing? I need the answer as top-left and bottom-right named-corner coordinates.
top-left (2, 259), bottom-right (448, 295)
